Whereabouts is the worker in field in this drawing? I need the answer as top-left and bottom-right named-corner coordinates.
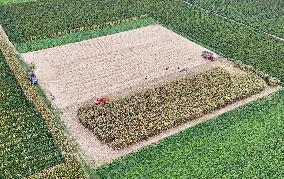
top-left (28, 71), bottom-right (38, 85)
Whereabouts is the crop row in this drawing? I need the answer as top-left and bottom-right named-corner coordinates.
top-left (0, 0), bottom-right (150, 43)
top-left (0, 26), bottom-right (87, 178)
top-left (184, 0), bottom-right (284, 39)
top-left (77, 67), bottom-right (267, 149)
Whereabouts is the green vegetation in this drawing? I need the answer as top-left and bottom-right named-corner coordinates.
top-left (0, 0), bottom-right (283, 177)
top-left (96, 89), bottom-right (284, 178)
top-left (0, 25), bottom-right (87, 178)
top-left (1, 0), bottom-right (282, 81)
top-left (0, 0), bottom-right (36, 5)
top-left (148, 0), bottom-right (284, 82)
top-left (16, 17), bottom-right (156, 53)
top-left (78, 68), bottom-right (266, 149)
top-left (184, 0), bottom-right (284, 38)
top-left (0, 52), bottom-right (63, 178)
top-left (90, 0), bottom-right (284, 177)
top-left (0, 0), bottom-right (149, 43)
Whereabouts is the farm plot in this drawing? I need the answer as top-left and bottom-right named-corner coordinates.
top-left (21, 25), bottom-right (214, 109)
top-left (0, 0), bottom-right (282, 177)
top-left (184, 0), bottom-right (284, 39)
top-left (77, 67), bottom-right (268, 150)
top-left (58, 63), bottom-right (279, 166)
top-left (0, 0), bottom-right (36, 5)
top-left (21, 24), bottom-right (280, 166)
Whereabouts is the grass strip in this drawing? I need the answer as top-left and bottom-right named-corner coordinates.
top-left (16, 17), bottom-right (156, 53)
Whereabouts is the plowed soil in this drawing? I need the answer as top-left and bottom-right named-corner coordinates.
top-left (22, 25), bottom-right (215, 109)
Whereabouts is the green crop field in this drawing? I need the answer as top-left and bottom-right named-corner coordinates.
top-left (0, 0), bottom-right (149, 43)
top-left (0, 0), bottom-right (36, 5)
top-left (184, 0), bottom-right (284, 38)
top-left (0, 0), bottom-right (283, 178)
top-left (0, 53), bottom-right (63, 178)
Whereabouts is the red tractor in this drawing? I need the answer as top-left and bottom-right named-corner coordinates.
top-left (95, 96), bottom-right (110, 106)
top-left (201, 51), bottom-right (215, 61)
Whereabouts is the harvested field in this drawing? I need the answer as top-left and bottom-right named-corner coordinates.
top-left (21, 25), bottom-right (215, 109)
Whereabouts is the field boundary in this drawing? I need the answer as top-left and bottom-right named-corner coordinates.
top-left (181, 0), bottom-right (284, 42)
top-left (0, 26), bottom-right (88, 178)
top-left (16, 17), bottom-right (156, 53)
